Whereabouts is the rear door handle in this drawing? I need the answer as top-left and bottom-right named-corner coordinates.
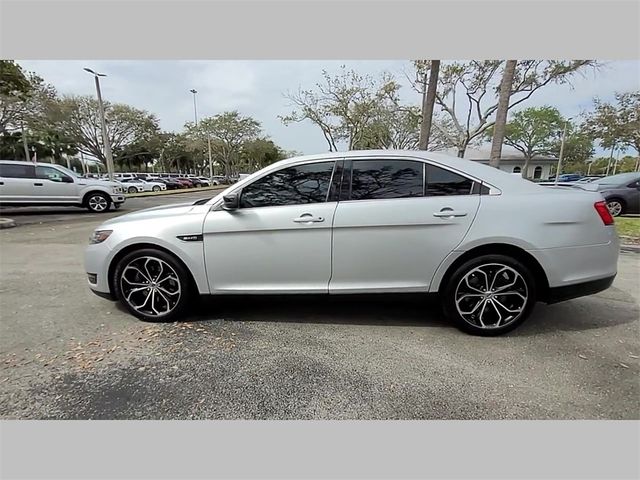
top-left (433, 210), bottom-right (468, 218)
top-left (34, 182), bottom-right (43, 186)
top-left (293, 213), bottom-right (325, 223)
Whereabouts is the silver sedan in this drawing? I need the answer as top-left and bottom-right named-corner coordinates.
top-left (85, 150), bottom-right (619, 335)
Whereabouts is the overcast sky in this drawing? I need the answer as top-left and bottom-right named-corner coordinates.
top-left (17, 60), bottom-right (640, 155)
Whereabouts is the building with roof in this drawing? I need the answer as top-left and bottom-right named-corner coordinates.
top-left (443, 145), bottom-right (557, 180)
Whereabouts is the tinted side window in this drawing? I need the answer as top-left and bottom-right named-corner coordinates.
top-left (36, 166), bottom-right (69, 182)
top-left (426, 164), bottom-right (473, 196)
top-left (240, 161), bottom-right (335, 208)
top-left (350, 159), bottom-right (423, 200)
top-left (0, 163), bottom-right (35, 179)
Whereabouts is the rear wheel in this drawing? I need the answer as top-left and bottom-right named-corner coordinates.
top-left (113, 248), bottom-right (192, 322)
top-left (606, 198), bottom-right (625, 217)
top-left (85, 192), bottom-right (111, 213)
top-left (442, 254), bottom-right (537, 336)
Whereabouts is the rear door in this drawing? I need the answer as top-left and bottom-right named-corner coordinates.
top-left (0, 163), bottom-right (36, 203)
top-left (329, 157), bottom-right (481, 293)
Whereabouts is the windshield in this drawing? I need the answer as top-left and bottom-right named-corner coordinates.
top-left (592, 172), bottom-right (639, 186)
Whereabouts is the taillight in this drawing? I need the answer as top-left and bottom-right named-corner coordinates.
top-left (594, 201), bottom-right (614, 225)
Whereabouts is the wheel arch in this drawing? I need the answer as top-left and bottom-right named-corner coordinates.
top-left (107, 242), bottom-right (200, 299)
top-left (82, 189), bottom-right (112, 207)
top-left (434, 243), bottom-right (550, 302)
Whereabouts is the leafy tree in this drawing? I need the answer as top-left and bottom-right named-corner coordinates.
top-left (0, 61), bottom-right (32, 99)
top-left (486, 106), bottom-right (565, 178)
top-left (239, 138), bottom-right (286, 172)
top-left (281, 67), bottom-right (415, 151)
top-left (186, 111), bottom-right (261, 177)
top-left (583, 92), bottom-right (639, 156)
top-left (50, 95), bottom-right (160, 166)
top-left (413, 60), bottom-right (597, 158)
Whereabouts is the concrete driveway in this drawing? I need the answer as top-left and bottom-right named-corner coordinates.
top-left (1, 195), bottom-right (638, 419)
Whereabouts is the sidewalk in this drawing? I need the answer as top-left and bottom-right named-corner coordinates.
top-left (126, 185), bottom-right (226, 198)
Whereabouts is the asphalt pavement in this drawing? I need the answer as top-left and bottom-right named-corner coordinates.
top-left (0, 193), bottom-right (638, 419)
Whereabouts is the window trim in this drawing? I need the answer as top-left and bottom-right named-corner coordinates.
top-left (0, 162), bottom-right (36, 179)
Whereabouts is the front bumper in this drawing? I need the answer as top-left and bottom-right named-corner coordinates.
top-left (545, 274), bottom-right (616, 304)
top-left (111, 195), bottom-right (126, 204)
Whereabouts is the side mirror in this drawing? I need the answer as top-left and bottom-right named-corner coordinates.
top-left (222, 191), bottom-right (240, 211)
top-left (61, 175), bottom-right (74, 183)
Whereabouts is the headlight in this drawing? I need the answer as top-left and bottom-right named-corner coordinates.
top-left (89, 229), bottom-right (113, 244)
top-left (112, 186), bottom-right (121, 193)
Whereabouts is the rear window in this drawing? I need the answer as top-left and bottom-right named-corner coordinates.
top-left (0, 163), bottom-right (35, 178)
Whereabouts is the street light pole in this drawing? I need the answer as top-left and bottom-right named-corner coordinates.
top-left (190, 88), bottom-right (213, 178)
top-left (190, 89), bottom-right (198, 126)
top-left (85, 68), bottom-right (115, 182)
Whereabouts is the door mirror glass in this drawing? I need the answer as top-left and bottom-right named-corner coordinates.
top-left (222, 192), bottom-right (240, 210)
top-left (60, 174), bottom-right (74, 183)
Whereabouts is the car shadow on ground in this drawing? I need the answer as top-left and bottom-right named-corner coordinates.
top-left (112, 289), bottom-right (640, 337)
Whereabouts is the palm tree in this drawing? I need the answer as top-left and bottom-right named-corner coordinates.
top-left (418, 60), bottom-right (440, 150)
top-left (489, 60), bottom-right (518, 167)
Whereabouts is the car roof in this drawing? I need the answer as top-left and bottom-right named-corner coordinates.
top-left (257, 150), bottom-right (541, 193)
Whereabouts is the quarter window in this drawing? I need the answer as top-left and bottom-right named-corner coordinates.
top-left (0, 163), bottom-right (35, 178)
top-left (350, 159), bottom-right (423, 200)
top-left (426, 164), bottom-right (473, 196)
top-left (240, 161), bottom-right (335, 208)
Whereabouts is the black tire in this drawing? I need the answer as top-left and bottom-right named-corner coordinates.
top-left (606, 198), bottom-right (625, 217)
top-left (442, 254), bottom-right (537, 336)
top-left (112, 248), bottom-right (192, 322)
top-left (127, 186), bottom-right (138, 194)
top-left (85, 192), bottom-right (111, 213)
top-left (152, 185), bottom-right (161, 192)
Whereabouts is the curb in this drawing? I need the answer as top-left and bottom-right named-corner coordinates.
top-left (0, 218), bottom-right (16, 229)
top-left (126, 186), bottom-right (226, 198)
top-left (620, 244), bottom-right (640, 253)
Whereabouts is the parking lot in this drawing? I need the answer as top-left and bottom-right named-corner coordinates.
top-left (0, 193), bottom-right (639, 420)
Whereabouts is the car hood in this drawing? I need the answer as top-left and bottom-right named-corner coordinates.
top-left (101, 202), bottom-right (198, 226)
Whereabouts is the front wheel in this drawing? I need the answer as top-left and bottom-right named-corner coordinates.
top-left (127, 186), bottom-right (138, 194)
top-left (442, 254), bottom-right (537, 336)
top-left (113, 248), bottom-right (192, 322)
top-left (86, 192), bottom-right (111, 213)
top-left (152, 185), bottom-right (161, 192)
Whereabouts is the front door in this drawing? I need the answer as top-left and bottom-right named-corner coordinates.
top-left (202, 160), bottom-right (338, 293)
top-left (32, 165), bottom-right (78, 203)
top-left (330, 158), bottom-right (481, 293)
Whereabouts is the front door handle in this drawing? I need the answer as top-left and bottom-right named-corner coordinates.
top-left (293, 213), bottom-right (325, 223)
top-left (433, 209), bottom-right (468, 218)
top-left (34, 182), bottom-right (44, 187)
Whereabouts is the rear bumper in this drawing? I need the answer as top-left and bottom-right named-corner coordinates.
top-left (545, 274), bottom-right (616, 304)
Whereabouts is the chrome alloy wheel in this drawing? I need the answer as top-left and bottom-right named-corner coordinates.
top-left (88, 194), bottom-right (108, 212)
top-left (119, 256), bottom-right (182, 317)
top-left (454, 263), bottom-right (528, 329)
top-left (607, 200), bottom-right (623, 217)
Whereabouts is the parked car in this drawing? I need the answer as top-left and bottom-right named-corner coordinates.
top-left (85, 151), bottom-right (619, 336)
top-left (174, 178), bottom-right (194, 188)
top-left (591, 172), bottom-right (640, 216)
top-left (120, 178), bottom-right (166, 193)
top-left (196, 177), bottom-right (212, 187)
top-left (0, 160), bottom-right (126, 212)
top-left (211, 175), bottom-right (226, 185)
top-left (548, 174), bottom-right (583, 183)
top-left (155, 178), bottom-right (181, 190)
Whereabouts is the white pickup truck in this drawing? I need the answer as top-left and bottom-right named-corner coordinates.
top-left (0, 160), bottom-right (126, 212)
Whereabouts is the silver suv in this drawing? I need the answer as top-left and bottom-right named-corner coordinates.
top-left (0, 160), bottom-right (125, 213)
